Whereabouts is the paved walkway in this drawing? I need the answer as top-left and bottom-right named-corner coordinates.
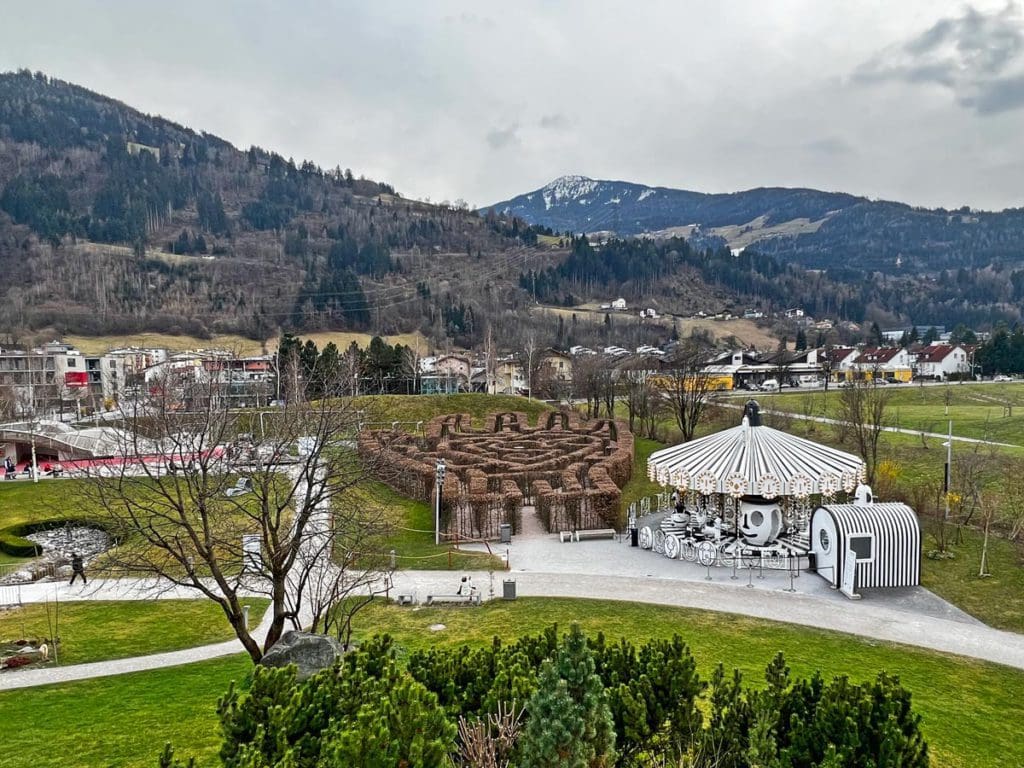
top-left (5, 557), bottom-right (1024, 690)
top-left (0, 578), bottom-right (275, 691)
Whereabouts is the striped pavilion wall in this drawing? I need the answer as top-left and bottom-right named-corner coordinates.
top-left (813, 503), bottom-right (921, 588)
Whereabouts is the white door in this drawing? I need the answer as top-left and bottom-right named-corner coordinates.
top-left (811, 510), bottom-right (839, 587)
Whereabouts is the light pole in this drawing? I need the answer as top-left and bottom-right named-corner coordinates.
top-left (27, 352), bottom-right (39, 483)
top-left (434, 458), bottom-right (446, 546)
top-left (942, 420), bottom-right (953, 520)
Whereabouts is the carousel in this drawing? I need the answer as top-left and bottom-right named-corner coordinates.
top-left (642, 400), bottom-right (866, 569)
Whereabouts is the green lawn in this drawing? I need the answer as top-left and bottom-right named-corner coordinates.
top-left (354, 393), bottom-right (552, 428)
top-left (0, 478), bottom-right (88, 530)
top-left (4, 598), bottom-right (1022, 767)
top-left (621, 436), bottom-right (667, 514)
top-left (0, 654), bottom-right (252, 768)
top-left (0, 599), bottom-right (270, 666)
top-left (920, 525), bottom-right (1024, 633)
top-left (769, 383), bottom-right (1024, 446)
top-left (362, 481), bottom-right (504, 571)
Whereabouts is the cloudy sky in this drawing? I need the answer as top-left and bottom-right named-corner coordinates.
top-left (3, 1), bottom-right (1024, 210)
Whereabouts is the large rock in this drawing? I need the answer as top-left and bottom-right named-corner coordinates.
top-left (259, 631), bottom-right (345, 680)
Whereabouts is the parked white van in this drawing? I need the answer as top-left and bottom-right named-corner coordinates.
top-left (761, 379), bottom-right (780, 392)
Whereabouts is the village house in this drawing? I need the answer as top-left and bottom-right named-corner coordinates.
top-left (421, 354), bottom-right (472, 394)
top-left (821, 346), bottom-right (860, 383)
top-left (915, 344), bottom-right (971, 381)
top-left (853, 347), bottom-right (914, 382)
top-left (540, 348), bottom-right (573, 384)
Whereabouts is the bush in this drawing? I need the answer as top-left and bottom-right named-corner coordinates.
top-left (159, 628), bottom-right (928, 768)
top-left (0, 532), bottom-right (40, 557)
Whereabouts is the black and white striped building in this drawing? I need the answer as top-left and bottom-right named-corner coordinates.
top-left (811, 501), bottom-right (921, 591)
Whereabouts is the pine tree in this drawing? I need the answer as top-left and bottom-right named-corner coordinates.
top-left (520, 660), bottom-right (585, 768)
top-left (520, 625), bottom-right (617, 768)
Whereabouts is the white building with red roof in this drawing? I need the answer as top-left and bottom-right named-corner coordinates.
top-left (915, 344), bottom-right (970, 381)
top-left (853, 347), bottom-right (914, 382)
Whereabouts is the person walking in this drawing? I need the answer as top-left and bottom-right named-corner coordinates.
top-left (69, 552), bottom-right (87, 586)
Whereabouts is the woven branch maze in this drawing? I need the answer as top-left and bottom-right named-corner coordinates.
top-left (359, 410), bottom-right (634, 540)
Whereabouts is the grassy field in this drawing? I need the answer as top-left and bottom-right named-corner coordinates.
top-left (768, 382), bottom-right (1024, 446)
top-left (621, 436), bottom-right (666, 512)
top-left (358, 481), bottom-right (504, 571)
top-left (353, 393), bottom-right (552, 427)
top-left (0, 478), bottom-right (86, 530)
top-left (3, 598), bottom-right (1020, 767)
top-left (920, 525), bottom-right (1024, 633)
top-left (0, 653), bottom-right (252, 768)
top-left (63, 330), bottom-right (431, 357)
top-left (0, 599), bottom-right (270, 666)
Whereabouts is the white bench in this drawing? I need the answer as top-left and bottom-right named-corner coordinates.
top-left (425, 593), bottom-right (481, 606)
top-left (560, 529), bottom-right (617, 542)
top-left (575, 528), bottom-right (617, 542)
top-left (395, 594), bottom-right (415, 606)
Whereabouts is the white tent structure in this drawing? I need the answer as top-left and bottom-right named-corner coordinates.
top-left (647, 401), bottom-right (865, 499)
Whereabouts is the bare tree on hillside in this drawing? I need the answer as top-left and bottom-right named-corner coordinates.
top-left (834, 381), bottom-right (890, 486)
top-left (572, 354), bottom-right (604, 418)
top-left (77, 364), bottom-right (391, 663)
top-left (621, 366), bottom-right (665, 440)
top-left (663, 339), bottom-right (716, 442)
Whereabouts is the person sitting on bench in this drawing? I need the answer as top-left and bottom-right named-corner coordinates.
top-left (456, 575), bottom-right (477, 596)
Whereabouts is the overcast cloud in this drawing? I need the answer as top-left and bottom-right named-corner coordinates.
top-left (1, 0), bottom-right (1023, 210)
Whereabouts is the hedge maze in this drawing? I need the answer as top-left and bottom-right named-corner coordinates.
top-left (359, 410), bottom-right (634, 540)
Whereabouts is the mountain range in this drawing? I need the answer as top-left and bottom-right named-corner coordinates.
top-left (1, 70), bottom-right (1023, 351)
top-left (488, 176), bottom-right (1024, 275)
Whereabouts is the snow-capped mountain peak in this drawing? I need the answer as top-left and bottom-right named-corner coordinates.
top-left (542, 175), bottom-right (599, 201)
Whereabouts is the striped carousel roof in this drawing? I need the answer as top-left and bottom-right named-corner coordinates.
top-left (647, 401), bottom-right (865, 499)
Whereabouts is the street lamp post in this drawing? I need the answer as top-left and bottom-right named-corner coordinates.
top-left (434, 458), bottom-right (446, 546)
top-left (942, 420), bottom-right (953, 520)
top-left (27, 352), bottom-right (39, 483)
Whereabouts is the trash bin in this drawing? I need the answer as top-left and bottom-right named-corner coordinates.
top-left (630, 528), bottom-right (639, 547)
top-left (499, 523), bottom-right (512, 544)
top-left (502, 579), bottom-right (517, 600)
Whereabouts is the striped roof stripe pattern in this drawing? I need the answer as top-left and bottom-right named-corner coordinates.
top-left (816, 503), bottom-right (921, 588)
top-left (647, 422), bottom-right (865, 498)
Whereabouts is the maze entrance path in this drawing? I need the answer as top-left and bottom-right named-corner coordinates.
top-left (516, 504), bottom-right (549, 539)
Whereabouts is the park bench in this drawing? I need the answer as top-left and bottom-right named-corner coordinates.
top-left (425, 593), bottom-right (481, 606)
top-left (560, 528), bottom-right (617, 542)
top-left (395, 594), bottom-right (415, 606)
top-left (574, 528), bottom-right (617, 542)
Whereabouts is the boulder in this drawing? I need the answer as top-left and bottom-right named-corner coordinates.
top-left (259, 631), bottom-right (345, 680)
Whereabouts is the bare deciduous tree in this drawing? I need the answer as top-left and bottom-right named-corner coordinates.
top-left (834, 381), bottom-right (890, 486)
top-left (662, 339), bottom-right (716, 442)
top-left (977, 491), bottom-right (999, 577)
top-left (458, 702), bottom-right (525, 768)
top-left (79, 368), bottom-right (390, 663)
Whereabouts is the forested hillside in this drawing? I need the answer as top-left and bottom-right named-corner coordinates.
top-left (492, 176), bottom-right (1024, 330)
top-left (0, 70), bottom-right (558, 344)
top-left (4, 70), bottom-right (1022, 350)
